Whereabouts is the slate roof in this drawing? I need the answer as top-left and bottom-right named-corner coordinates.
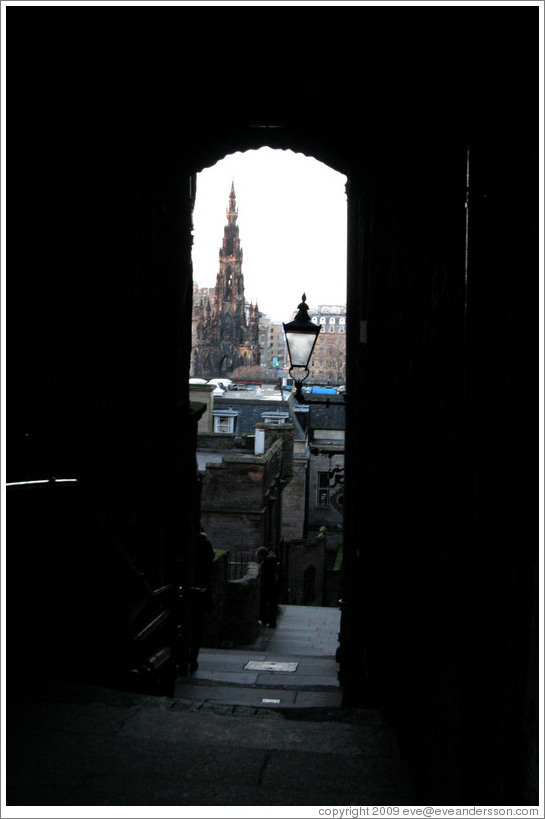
top-left (214, 395), bottom-right (306, 440)
top-left (307, 400), bottom-right (346, 432)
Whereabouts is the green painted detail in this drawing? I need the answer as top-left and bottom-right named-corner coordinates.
top-left (333, 544), bottom-right (343, 572)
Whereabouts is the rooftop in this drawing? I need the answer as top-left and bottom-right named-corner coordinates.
top-left (215, 389), bottom-right (306, 440)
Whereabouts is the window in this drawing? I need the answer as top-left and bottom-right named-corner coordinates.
top-left (319, 317), bottom-right (326, 324)
top-left (317, 471), bottom-right (330, 505)
top-left (262, 411), bottom-right (289, 425)
top-left (214, 415), bottom-right (235, 434)
top-left (329, 317), bottom-right (336, 324)
top-left (339, 317), bottom-right (345, 325)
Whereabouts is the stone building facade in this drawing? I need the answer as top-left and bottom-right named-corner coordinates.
top-left (308, 305), bottom-right (346, 384)
top-left (191, 285), bottom-right (214, 374)
top-left (258, 317), bottom-right (288, 375)
top-left (306, 401), bottom-right (345, 537)
top-left (191, 183), bottom-right (260, 379)
top-left (197, 424), bottom-right (294, 560)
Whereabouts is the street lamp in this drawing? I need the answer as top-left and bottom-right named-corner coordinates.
top-left (283, 294), bottom-right (321, 402)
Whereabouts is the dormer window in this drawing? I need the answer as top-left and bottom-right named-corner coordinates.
top-left (261, 411), bottom-right (289, 426)
top-left (213, 408), bottom-right (238, 434)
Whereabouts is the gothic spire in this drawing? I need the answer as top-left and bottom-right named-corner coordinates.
top-left (191, 182), bottom-right (260, 379)
top-left (228, 180), bottom-right (237, 219)
top-left (222, 181), bottom-right (240, 259)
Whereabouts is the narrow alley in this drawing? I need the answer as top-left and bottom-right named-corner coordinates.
top-left (7, 605), bottom-right (415, 808)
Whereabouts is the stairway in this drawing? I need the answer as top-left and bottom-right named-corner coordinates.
top-left (8, 604), bottom-right (417, 805)
top-left (174, 604), bottom-right (343, 711)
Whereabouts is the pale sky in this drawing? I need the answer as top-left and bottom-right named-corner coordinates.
top-left (191, 147), bottom-right (347, 323)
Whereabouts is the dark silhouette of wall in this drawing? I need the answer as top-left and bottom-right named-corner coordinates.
top-left (7, 6), bottom-right (538, 806)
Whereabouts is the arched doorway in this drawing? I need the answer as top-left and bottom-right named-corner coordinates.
top-left (186, 146), bottom-right (349, 660)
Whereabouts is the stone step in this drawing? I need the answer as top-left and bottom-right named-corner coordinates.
top-left (174, 681), bottom-right (343, 710)
top-left (177, 647), bottom-right (339, 686)
top-left (174, 646), bottom-right (342, 708)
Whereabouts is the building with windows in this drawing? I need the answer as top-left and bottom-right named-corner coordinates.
top-left (308, 305), bottom-right (346, 384)
top-left (310, 305), bottom-right (347, 334)
top-left (268, 321), bottom-right (288, 372)
top-left (190, 380), bottom-right (344, 606)
top-left (258, 316), bottom-right (288, 378)
top-left (258, 316), bottom-right (271, 367)
top-left (191, 183), bottom-right (260, 379)
top-left (306, 400), bottom-right (345, 544)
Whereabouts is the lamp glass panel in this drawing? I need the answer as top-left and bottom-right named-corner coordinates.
top-left (285, 331), bottom-right (318, 368)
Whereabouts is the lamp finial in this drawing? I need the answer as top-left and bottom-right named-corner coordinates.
top-left (295, 295), bottom-right (312, 323)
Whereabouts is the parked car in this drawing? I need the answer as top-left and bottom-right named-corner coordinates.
top-left (208, 378), bottom-right (232, 389)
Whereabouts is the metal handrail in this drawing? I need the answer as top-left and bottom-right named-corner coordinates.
top-left (152, 583), bottom-right (174, 598)
top-left (133, 610), bottom-right (171, 643)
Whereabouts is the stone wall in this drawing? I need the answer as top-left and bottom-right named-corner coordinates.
top-left (200, 437), bottom-right (286, 554)
top-left (308, 448), bottom-right (344, 529)
top-left (190, 386), bottom-right (215, 434)
top-left (221, 562), bottom-right (260, 647)
top-left (201, 550), bottom-right (228, 648)
top-left (201, 511), bottom-right (264, 555)
top-left (284, 528), bottom-right (326, 606)
top-left (197, 434), bottom-right (253, 451)
top-left (323, 543), bottom-right (343, 608)
top-left (201, 551), bottom-right (260, 648)
top-left (201, 439), bottom-right (283, 512)
top-left (9, 11), bottom-right (537, 805)
top-left (281, 453), bottom-right (307, 540)
top-left (257, 423), bottom-right (294, 481)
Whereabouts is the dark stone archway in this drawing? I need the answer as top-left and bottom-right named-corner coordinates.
top-left (7, 6), bottom-right (538, 806)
